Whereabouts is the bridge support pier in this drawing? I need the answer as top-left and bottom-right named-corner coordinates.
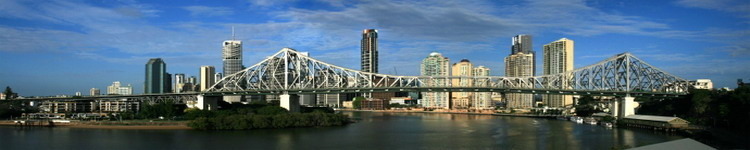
top-left (280, 94), bottom-right (300, 112)
top-left (614, 96), bottom-right (636, 119)
top-left (195, 95), bottom-right (219, 110)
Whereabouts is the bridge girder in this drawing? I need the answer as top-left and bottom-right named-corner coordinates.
top-left (207, 48), bottom-right (690, 96)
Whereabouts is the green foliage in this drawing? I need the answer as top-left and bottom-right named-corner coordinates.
top-left (186, 103), bottom-right (350, 130)
top-left (352, 96), bottom-right (365, 109)
top-left (257, 106), bottom-right (288, 115)
top-left (575, 95), bottom-right (599, 117)
top-left (600, 116), bottom-right (616, 123)
top-left (0, 100), bottom-right (36, 119)
top-left (638, 87), bottom-right (750, 133)
top-left (138, 101), bottom-right (186, 119)
top-left (3, 86), bottom-right (14, 100)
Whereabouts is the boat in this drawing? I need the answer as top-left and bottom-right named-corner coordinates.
top-left (570, 116), bottom-right (583, 124)
top-left (603, 122), bottom-right (613, 128)
top-left (584, 117), bottom-right (597, 125)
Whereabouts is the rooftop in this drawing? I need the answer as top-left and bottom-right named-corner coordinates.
top-left (623, 115), bottom-right (688, 123)
top-left (629, 138), bottom-right (714, 150)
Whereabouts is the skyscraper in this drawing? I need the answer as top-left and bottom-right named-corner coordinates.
top-left (174, 73), bottom-right (185, 93)
top-left (473, 66), bottom-right (492, 109)
top-left (543, 38), bottom-right (574, 108)
top-left (214, 73), bottom-right (223, 83)
top-left (421, 52), bottom-right (450, 109)
top-left (511, 34), bottom-right (535, 76)
top-left (451, 59), bottom-right (474, 109)
top-left (505, 35), bottom-right (536, 109)
top-left (361, 29), bottom-right (378, 73)
top-left (223, 29), bottom-right (243, 76)
top-left (200, 66), bottom-right (216, 91)
top-left (145, 58), bottom-right (171, 94)
top-left (505, 52), bottom-right (534, 108)
top-left (512, 35), bottom-right (533, 54)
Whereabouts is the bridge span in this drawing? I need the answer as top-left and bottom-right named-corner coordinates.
top-left (21, 48), bottom-right (691, 118)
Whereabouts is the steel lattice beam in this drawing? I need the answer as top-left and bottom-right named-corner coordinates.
top-left (207, 48), bottom-right (690, 96)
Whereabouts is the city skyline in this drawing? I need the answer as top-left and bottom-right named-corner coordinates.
top-left (0, 0), bottom-right (748, 96)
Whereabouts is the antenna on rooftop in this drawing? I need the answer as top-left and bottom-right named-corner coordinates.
top-left (231, 26), bottom-right (235, 40)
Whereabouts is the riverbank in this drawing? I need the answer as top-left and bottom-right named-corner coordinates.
top-left (337, 109), bottom-right (563, 118)
top-left (0, 120), bottom-right (191, 130)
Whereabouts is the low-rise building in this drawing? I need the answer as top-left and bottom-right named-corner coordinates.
top-left (690, 79), bottom-right (713, 90)
top-left (342, 101), bottom-right (353, 108)
top-left (361, 98), bottom-right (389, 110)
top-left (620, 115), bottom-right (689, 129)
top-left (39, 100), bottom-right (96, 113)
top-left (389, 97), bottom-right (412, 105)
top-left (98, 100), bottom-right (140, 112)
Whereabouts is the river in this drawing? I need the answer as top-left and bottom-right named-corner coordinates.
top-left (0, 111), bottom-right (683, 149)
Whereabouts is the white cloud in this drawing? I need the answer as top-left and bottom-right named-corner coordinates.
top-left (182, 6), bottom-right (234, 17)
top-left (675, 0), bottom-right (750, 18)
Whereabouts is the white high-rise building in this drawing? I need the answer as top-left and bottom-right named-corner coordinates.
top-left (420, 52), bottom-right (450, 109)
top-left (107, 81), bottom-right (132, 95)
top-left (223, 29), bottom-right (243, 76)
top-left (505, 52), bottom-right (534, 108)
top-left (174, 74), bottom-right (186, 93)
top-left (90, 88), bottom-right (100, 96)
top-left (451, 59), bottom-right (474, 109)
top-left (543, 38), bottom-right (574, 108)
top-left (473, 66), bottom-right (492, 109)
top-left (214, 73), bottom-right (223, 83)
top-left (222, 28), bottom-right (243, 103)
top-left (200, 66), bottom-right (216, 91)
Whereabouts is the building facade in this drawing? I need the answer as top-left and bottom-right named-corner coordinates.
top-left (505, 52), bottom-right (534, 108)
top-left (690, 79), bottom-right (713, 90)
top-left (200, 66), bottom-right (216, 91)
top-left (361, 29), bottom-right (378, 73)
top-left (451, 59), bottom-right (474, 109)
top-left (473, 66), bottom-right (492, 109)
top-left (145, 58), bottom-right (171, 94)
top-left (361, 99), bottom-right (389, 110)
top-left (223, 39), bottom-right (243, 76)
top-left (512, 34), bottom-right (535, 75)
top-left (107, 81), bottom-right (132, 95)
top-left (542, 38), bottom-right (574, 108)
top-left (89, 88), bottom-right (100, 96)
top-left (174, 73), bottom-right (186, 93)
top-left (214, 73), bottom-right (223, 83)
top-left (420, 52), bottom-right (450, 109)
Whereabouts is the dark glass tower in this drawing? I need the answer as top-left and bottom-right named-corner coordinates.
top-left (361, 29), bottom-right (378, 73)
top-left (145, 58), bottom-right (172, 94)
top-left (511, 34), bottom-right (535, 76)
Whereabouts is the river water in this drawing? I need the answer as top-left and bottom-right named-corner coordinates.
top-left (0, 111), bottom-right (683, 149)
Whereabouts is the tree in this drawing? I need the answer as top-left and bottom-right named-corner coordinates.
top-left (3, 86), bottom-right (14, 100)
top-left (575, 95), bottom-right (598, 117)
top-left (352, 96), bottom-right (365, 109)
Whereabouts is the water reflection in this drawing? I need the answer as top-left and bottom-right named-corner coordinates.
top-left (0, 112), bottom-right (683, 149)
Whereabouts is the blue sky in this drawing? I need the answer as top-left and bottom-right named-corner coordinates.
top-left (0, 0), bottom-right (748, 96)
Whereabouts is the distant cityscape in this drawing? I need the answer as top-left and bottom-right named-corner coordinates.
top-left (1, 28), bottom-right (729, 114)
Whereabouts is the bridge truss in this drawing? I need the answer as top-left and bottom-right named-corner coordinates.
top-left (207, 48), bottom-right (690, 97)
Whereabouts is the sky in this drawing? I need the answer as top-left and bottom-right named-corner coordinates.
top-left (0, 0), bottom-right (748, 96)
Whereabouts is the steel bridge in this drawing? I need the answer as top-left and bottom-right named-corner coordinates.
top-left (206, 48), bottom-right (689, 97)
top-left (21, 47), bottom-right (690, 117)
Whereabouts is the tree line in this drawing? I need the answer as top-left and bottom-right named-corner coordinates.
top-left (638, 86), bottom-right (750, 134)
